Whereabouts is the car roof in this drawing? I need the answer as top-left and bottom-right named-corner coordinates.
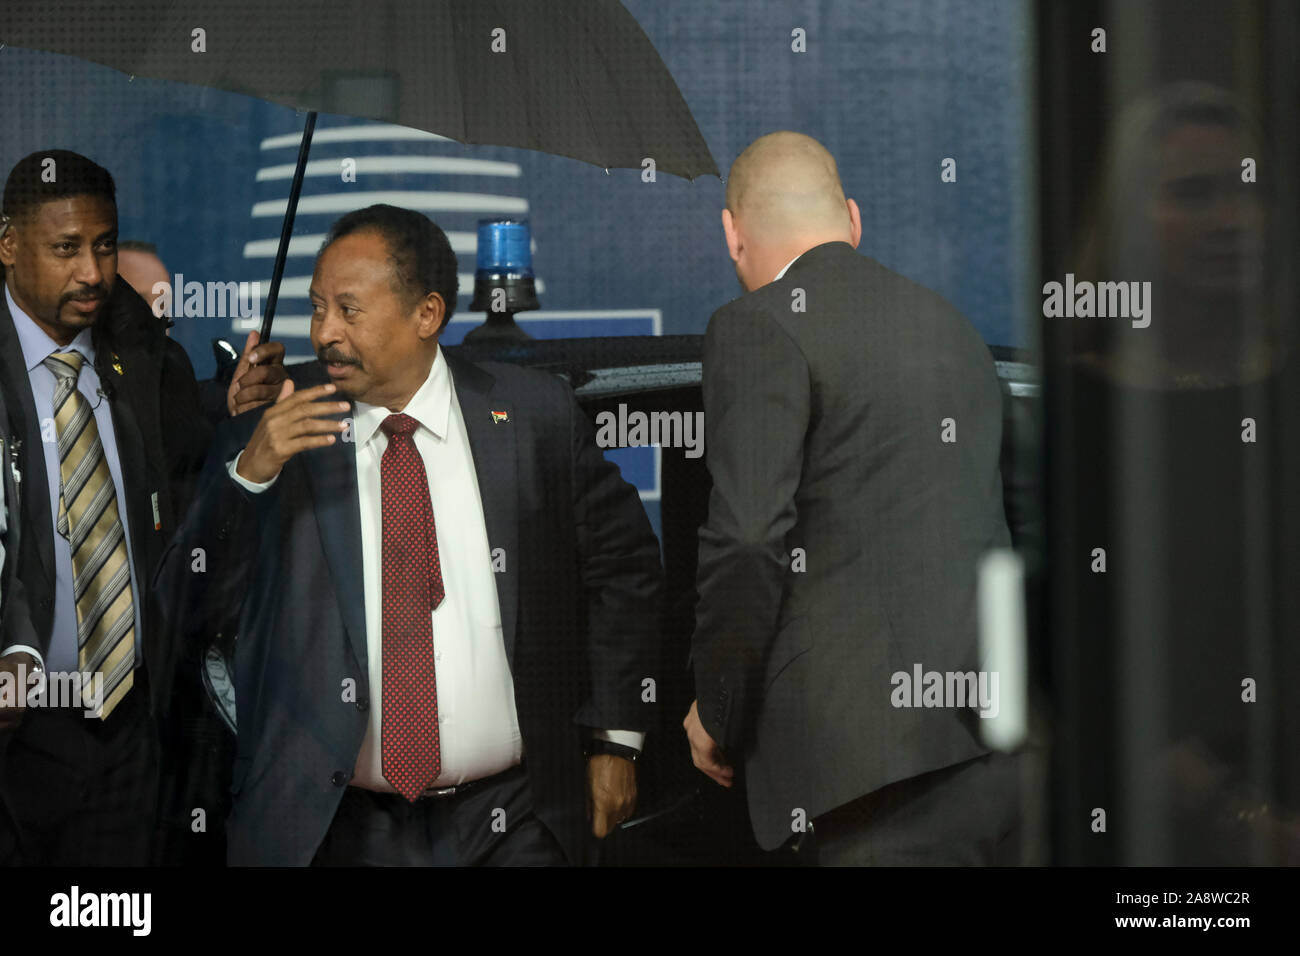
top-left (446, 335), bottom-right (1040, 400)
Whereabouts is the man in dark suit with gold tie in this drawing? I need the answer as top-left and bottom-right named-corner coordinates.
top-left (0, 150), bottom-right (210, 864)
top-left (0, 150), bottom-right (283, 865)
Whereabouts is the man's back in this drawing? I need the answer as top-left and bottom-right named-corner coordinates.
top-left (695, 240), bottom-right (1010, 850)
top-left (753, 242), bottom-right (1007, 643)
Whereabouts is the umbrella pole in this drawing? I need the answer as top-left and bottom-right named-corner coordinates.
top-left (258, 110), bottom-right (318, 343)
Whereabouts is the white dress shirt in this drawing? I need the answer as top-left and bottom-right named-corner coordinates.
top-left (229, 346), bottom-right (641, 791)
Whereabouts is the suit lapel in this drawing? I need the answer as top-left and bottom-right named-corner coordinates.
top-left (446, 353), bottom-right (520, 668)
top-left (296, 363), bottom-right (368, 670)
top-left (103, 337), bottom-right (161, 607)
top-left (0, 298), bottom-right (54, 590)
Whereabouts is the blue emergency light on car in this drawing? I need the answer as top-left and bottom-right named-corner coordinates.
top-left (468, 218), bottom-right (540, 335)
top-left (476, 219), bottom-right (534, 279)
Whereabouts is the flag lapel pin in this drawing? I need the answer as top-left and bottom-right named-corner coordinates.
top-left (491, 409), bottom-right (510, 424)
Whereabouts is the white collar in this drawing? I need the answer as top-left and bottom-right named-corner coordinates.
top-left (772, 251), bottom-right (805, 283)
top-left (5, 281), bottom-right (96, 373)
top-left (352, 344), bottom-right (451, 448)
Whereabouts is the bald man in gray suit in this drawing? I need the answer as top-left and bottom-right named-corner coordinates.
top-left (683, 132), bottom-right (1021, 865)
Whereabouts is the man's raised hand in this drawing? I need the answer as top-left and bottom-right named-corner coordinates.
top-left (234, 380), bottom-right (350, 484)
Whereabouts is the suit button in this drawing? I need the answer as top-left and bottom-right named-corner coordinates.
top-left (331, 771), bottom-right (349, 787)
top-left (40, 598), bottom-right (52, 610)
top-left (216, 523), bottom-right (230, 541)
top-left (356, 698), bottom-right (369, 713)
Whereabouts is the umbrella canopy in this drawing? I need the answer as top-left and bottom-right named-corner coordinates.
top-left (4, 0), bottom-right (719, 340)
top-left (3, 0), bottom-right (718, 182)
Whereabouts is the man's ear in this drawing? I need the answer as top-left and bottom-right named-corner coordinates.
top-left (0, 216), bottom-right (17, 268)
top-left (846, 198), bottom-right (863, 250)
top-left (721, 208), bottom-right (742, 265)
top-left (418, 291), bottom-right (446, 341)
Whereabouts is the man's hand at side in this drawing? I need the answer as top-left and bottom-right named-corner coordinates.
top-left (235, 379), bottom-right (350, 484)
top-left (0, 652), bottom-right (38, 732)
top-left (227, 330), bottom-right (289, 417)
top-left (684, 699), bottom-right (734, 788)
top-left (588, 754), bottom-right (637, 838)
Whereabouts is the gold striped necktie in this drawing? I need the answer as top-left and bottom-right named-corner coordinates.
top-left (43, 351), bottom-right (135, 719)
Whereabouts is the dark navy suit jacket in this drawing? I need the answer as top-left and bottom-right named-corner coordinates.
top-left (156, 352), bottom-right (663, 865)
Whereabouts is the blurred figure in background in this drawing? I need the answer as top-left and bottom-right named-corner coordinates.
top-left (115, 238), bottom-right (281, 425)
top-left (1053, 82), bottom-right (1300, 864)
top-left (115, 239), bottom-right (170, 318)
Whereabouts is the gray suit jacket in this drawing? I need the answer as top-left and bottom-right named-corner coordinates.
top-left (691, 241), bottom-right (1010, 850)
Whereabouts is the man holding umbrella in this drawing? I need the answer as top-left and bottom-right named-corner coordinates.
top-left (157, 204), bottom-right (663, 865)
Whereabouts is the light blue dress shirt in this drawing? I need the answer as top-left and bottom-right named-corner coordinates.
top-left (2, 283), bottom-right (143, 674)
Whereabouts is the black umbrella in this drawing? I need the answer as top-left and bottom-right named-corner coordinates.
top-left (3, 0), bottom-right (719, 340)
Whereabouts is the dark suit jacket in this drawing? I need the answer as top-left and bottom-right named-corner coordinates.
top-left (691, 241), bottom-right (1011, 850)
top-left (155, 354), bottom-right (663, 866)
top-left (0, 385), bottom-right (38, 656)
top-left (0, 386), bottom-right (32, 861)
top-left (0, 280), bottom-right (211, 708)
top-left (0, 279), bottom-right (212, 853)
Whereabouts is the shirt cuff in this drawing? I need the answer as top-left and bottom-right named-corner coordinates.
top-left (593, 729), bottom-right (645, 752)
top-left (227, 450), bottom-right (279, 492)
top-left (0, 645), bottom-right (44, 670)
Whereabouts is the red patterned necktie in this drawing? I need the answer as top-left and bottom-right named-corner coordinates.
top-left (379, 412), bottom-right (444, 801)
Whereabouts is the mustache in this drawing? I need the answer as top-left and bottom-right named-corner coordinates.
top-left (62, 285), bottom-right (108, 304)
top-left (317, 347), bottom-right (361, 367)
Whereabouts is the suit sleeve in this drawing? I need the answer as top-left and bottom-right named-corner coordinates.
top-left (0, 573), bottom-right (42, 665)
top-left (159, 337), bottom-right (216, 519)
top-left (152, 409), bottom-right (266, 668)
top-left (567, 386), bottom-right (664, 734)
top-left (692, 305), bottom-right (810, 754)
